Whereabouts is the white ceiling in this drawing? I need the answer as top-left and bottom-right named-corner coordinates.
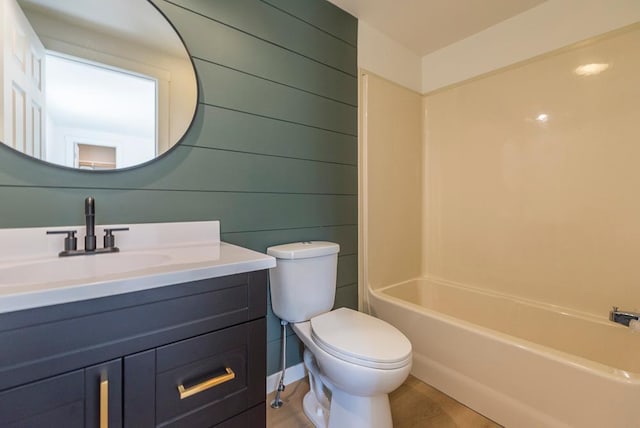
top-left (327, 0), bottom-right (547, 56)
top-left (18, 0), bottom-right (186, 57)
top-left (20, 0), bottom-right (546, 59)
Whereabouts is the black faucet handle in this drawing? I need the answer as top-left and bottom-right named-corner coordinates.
top-left (46, 230), bottom-right (78, 251)
top-left (103, 227), bottom-right (129, 249)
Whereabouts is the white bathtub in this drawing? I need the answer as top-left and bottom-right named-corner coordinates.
top-left (368, 278), bottom-right (640, 428)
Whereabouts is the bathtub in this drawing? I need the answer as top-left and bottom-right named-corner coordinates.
top-left (368, 278), bottom-right (640, 428)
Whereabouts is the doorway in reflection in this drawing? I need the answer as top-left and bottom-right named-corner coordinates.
top-left (75, 143), bottom-right (116, 170)
top-left (45, 53), bottom-right (157, 169)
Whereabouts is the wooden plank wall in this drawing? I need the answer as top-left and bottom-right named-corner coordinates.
top-left (0, 0), bottom-right (357, 375)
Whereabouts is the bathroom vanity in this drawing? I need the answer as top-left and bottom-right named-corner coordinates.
top-left (0, 221), bottom-right (275, 427)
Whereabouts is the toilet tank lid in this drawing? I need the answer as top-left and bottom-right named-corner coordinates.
top-left (267, 241), bottom-right (339, 259)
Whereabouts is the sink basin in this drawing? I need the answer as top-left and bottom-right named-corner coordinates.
top-left (0, 221), bottom-right (276, 314)
top-left (0, 253), bottom-right (171, 286)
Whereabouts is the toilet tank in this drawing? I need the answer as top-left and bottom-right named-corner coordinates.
top-left (267, 241), bottom-right (340, 323)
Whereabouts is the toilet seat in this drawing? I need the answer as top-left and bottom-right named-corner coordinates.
top-left (310, 308), bottom-right (412, 370)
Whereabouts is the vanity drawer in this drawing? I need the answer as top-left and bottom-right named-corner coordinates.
top-left (155, 318), bottom-right (266, 427)
top-left (215, 404), bottom-right (265, 427)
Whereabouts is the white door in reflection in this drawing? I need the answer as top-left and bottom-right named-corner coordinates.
top-left (1, 0), bottom-right (45, 159)
top-left (45, 53), bottom-right (157, 169)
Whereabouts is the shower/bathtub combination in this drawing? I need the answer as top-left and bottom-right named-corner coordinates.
top-left (368, 278), bottom-right (640, 428)
top-left (360, 20), bottom-right (640, 428)
top-left (359, 19), bottom-right (640, 428)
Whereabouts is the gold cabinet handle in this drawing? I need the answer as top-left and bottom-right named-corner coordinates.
top-left (178, 367), bottom-right (235, 400)
top-left (100, 379), bottom-right (109, 428)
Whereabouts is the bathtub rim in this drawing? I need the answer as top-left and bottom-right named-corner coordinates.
top-left (376, 275), bottom-right (616, 326)
top-left (368, 276), bottom-right (640, 384)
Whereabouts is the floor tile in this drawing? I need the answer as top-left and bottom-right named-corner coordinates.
top-left (267, 375), bottom-right (502, 427)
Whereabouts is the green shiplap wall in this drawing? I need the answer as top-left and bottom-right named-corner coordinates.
top-left (0, 0), bottom-right (357, 375)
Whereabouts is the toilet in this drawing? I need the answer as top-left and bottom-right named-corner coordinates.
top-left (267, 241), bottom-right (412, 428)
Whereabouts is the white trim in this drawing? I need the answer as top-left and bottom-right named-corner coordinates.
top-left (266, 362), bottom-right (306, 394)
top-left (357, 72), bottom-right (369, 313)
top-left (40, 36), bottom-right (171, 81)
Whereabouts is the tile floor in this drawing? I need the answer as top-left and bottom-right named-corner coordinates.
top-left (267, 375), bottom-right (502, 427)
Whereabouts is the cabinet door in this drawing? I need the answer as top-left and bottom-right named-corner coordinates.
top-left (123, 349), bottom-right (156, 428)
top-left (0, 369), bottom-right (84, 428)
top-left (85, 359), bottom-right (123, 428)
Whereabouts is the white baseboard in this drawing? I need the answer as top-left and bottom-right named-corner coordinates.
top-left (266, 362), bottom-right (306, 394)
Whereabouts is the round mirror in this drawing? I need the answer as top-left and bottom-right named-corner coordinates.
top-left (1, 0), bottom-right (197, 170)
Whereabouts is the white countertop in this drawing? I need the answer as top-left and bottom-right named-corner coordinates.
top-left (0, 221), bottom-right (276, 314)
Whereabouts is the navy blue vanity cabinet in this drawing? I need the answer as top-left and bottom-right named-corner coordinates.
top-left (0, 359), bottom-right (122, 428)
top-left (0, 270), bottom-right (268, 427)
top-left (0, 369), bottom-right (85, 427)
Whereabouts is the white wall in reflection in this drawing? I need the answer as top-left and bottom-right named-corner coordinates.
top-left (45, 54), bottom-right (155, 169)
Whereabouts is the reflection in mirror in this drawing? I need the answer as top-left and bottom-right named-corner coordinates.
top-left (0, 0), bottom-right (197, 170)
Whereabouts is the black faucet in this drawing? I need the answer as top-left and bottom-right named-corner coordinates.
top-left (85, 196), bottom-right (96, 252)
top-left (46, 196), bottom-right (129, 257)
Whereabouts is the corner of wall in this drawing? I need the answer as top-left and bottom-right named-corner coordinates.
top-left (420, 95), bottom-right (430, 279)
top-left (420, 0), bottom-right (640, 94)
top-left (357, 20), bottom-right (421, 93)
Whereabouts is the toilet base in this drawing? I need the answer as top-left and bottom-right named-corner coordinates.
top-left (328, 390), bottom-right (392, 428)
top-left (303, 386), bottom-right (394, 428)
top-left (303, 390), bottom-right (329, 428)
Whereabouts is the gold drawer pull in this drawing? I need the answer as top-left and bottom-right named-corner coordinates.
top-left (178, 367), bottom-right (235, 400)
top-left (100, 379), bottom-right (109, 428)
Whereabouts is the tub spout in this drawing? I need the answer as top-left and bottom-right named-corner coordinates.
top-left (609, 306), bottom-right (640, 326)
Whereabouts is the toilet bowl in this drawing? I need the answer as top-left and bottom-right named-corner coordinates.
top-left (267, 242), bottom-right (412, 428)
top-left (293, 309), bottom-right (412, 427)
